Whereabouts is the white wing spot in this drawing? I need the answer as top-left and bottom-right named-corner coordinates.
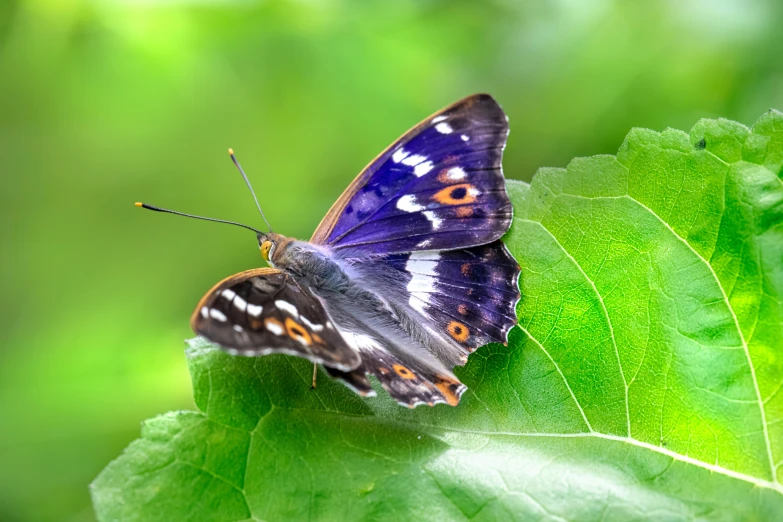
top-left (402, 154), bottom-right (426, 167)
top-left (423, 210), bottom-right (443, 230)
top-left (275, 300), bottom-right (299, 318)
top-left (406, 268), bottom-right (437, 315)
top-left (392, 147), bottom-right (408, 163)
top-left (233, 295), bottom-right (247, 312)
top-left (417, 238), bottom-right (433, 248)
top-left (431, 115), bottom-right (448, 123)
top-left (435, 122), bottom-right (453, 134)
top-left (266, 320), bottom-right (284, 336)
top-left (233, 324), bottom-right (244, 332)
top-left (337, 329), bottom-right (383, 352)
top-left (397, 194), bottom-right (425, 213)
top-left (406, 251), bottom-right (439, 276)
top-left (447, 167), bottom-right (467, 180)
top-left (407, 272), bottom-right (437, 293)
top-left (221, 289), bottom-right (237, 300)
top-left (201, 306), bottom-right (209, 318)
top-left (461, 134), bottom-right (469, 142)
top-left (409, 296), bottom-right (428, 315)
top-left (247, 304), bottom-right (263, 317)
top-left (413, 160), bottom-right (434, 177)
top-left (300, 315), bottom-right (324, 332)
top-left (209, 309), bottom-right (227, 322)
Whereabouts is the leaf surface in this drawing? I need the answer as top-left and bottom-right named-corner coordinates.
top-left (92, 112), bottom-right (783, 521)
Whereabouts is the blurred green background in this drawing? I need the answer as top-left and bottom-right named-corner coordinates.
top-left (1, 0), bottom-right (782, 520)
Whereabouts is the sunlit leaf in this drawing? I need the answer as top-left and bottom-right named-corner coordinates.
top-left (91, 111), bottom-right (783, 521)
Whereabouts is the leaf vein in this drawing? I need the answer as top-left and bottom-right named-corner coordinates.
top-left (517, 325), bottom-right (593, 432)
top-left (517, 217), bottom-right (628, 436)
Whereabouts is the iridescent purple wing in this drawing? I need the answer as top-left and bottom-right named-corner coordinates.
top-left (382, 240), bottom-right (520, 353)
top-left (311, 94), bottom-right (511, 255)
top-left (325, 240), bottom-right (520, 406)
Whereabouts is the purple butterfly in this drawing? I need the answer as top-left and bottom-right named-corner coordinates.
top-left (138, 94), bottom-right (520, 407)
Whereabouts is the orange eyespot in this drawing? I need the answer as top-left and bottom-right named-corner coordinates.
top-left (285, 317), bottom-right (312, 346)
top-left (435, 376), bottom-right (461, 406)
top-left (432, 183), bottom-right (478, 205)
top-left (393, 364), bottom-right (417, 380)
top-left (447, 321), bottom-right (470, 342)
top-left (260, 241), bottom-right (273, 261)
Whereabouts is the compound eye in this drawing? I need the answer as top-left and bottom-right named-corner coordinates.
top-left (260, 241), bottom-right (273, 261)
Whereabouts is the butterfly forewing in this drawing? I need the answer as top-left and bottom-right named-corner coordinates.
top-left (191, 268), bottom-right (361, 371)
top-left (311, 94), bottom-right (512, 255)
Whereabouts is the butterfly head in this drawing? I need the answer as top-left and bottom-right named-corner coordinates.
top-left (259, 236), bottom-right (274, 261)
top-left (257, 232), bottom-right (291, 268)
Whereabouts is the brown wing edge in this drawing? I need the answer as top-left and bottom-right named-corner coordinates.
top-left (310, 94), bottom-right (502, 245)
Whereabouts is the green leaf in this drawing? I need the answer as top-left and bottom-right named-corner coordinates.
top-left (92, 112), bottom-right (783, 521)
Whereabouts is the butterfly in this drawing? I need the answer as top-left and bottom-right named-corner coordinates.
top-left (137, 94), bottom-right (520, 408)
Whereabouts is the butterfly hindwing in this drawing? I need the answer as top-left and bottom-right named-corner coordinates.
top-left (191, 268), bottom-right (360, 371)
top-left (329, 240), bottom-right (520, 398)
top-left (189, 243), bottom-right (519, 408)
top-left (383, 240), bottom-right (520, 355)
top-left (311, 94), bottom-right (512, 255)
top-left (324, 330), bottom-right (467, 408)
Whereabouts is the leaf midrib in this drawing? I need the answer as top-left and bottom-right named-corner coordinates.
top-left (186, 400), bottom-right (783, 500)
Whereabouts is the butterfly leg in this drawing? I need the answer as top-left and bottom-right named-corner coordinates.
top-left (311, 362), bottom-right (318, 389)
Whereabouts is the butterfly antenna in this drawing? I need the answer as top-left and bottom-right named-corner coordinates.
top-left (134, 202), bottom-right (265, 235)
top-left (228, 148), bottom-right (273, 233)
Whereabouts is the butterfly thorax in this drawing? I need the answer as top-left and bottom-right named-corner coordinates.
top-left (266, 236), bottom-right (351, 293)
top-left (265, 237), bottom-right (410, 333)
